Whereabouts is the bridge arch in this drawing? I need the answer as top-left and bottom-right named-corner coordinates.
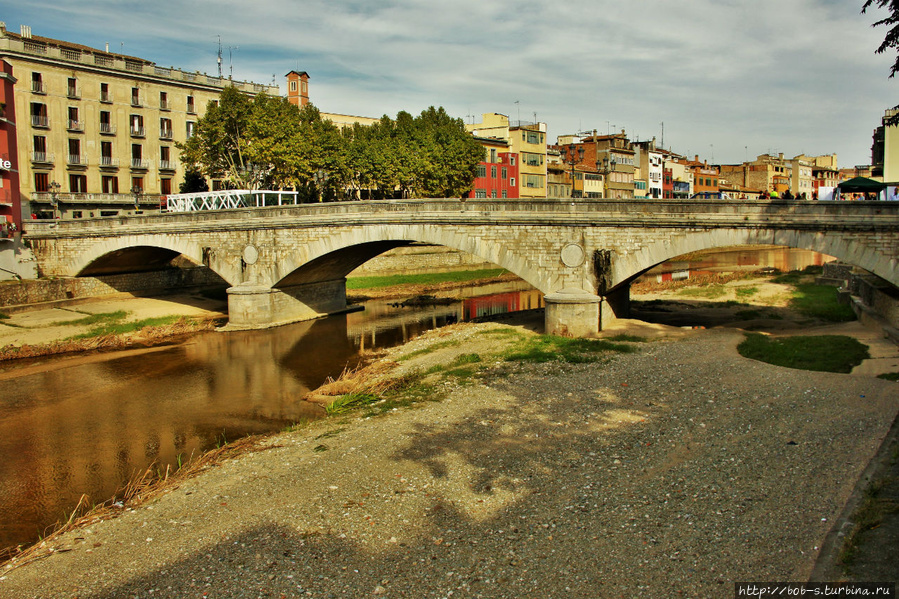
top-left (610, 228), bottom-right (899, 289)
top-left (67, 235), bottom-right (233, 283)
top-left (270, 224), bottom-right (553, 293)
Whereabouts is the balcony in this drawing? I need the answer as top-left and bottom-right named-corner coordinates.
top-left (31, 81), bottom-right (45, 94)
top-left (31, 115), bottom-right (50, 128)
top-left (67, 88), bottom-right (80, 100)
top-left (130, 126), bottom-right (145, 138)
top-left (187, 103), bottom-right (196, 115)
top-left (130, 158), bottom-right (149, 170)
top-left (160, 99), bottom-right (171, 111)
top-left (67, 154), bottom-right (88, 167)
top-left (31, 151), bottom-right (54, 164)
top-left (131, 96), bottom-right (142, 108)
top-left (158, 160), bottom-right (176, 171)
top-left (99, 156), bottom-right (119, 168)
top-left (100, 91), bottom-right (113, 103)
top-left (159, 128), bottom-right (173, 140)
top-left (99, 122), bottom-right (117, 135)
top-left (67, 120), bottom-right (84, 132)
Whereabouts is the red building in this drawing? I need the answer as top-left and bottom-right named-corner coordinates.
top-left (468, 137), bottom-right (519, 199)
top-left (0, 58), bottom-right (20, 235)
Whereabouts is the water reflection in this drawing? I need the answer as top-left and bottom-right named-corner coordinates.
top-left (637, 247), bottom-right (834, 283)
top-left (0, 281), bottom-right (542, 552)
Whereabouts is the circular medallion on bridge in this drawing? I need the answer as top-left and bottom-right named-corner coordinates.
top-left (242, 244), bottom-right (259, 265)
top-left (560, 243), bottom-right (586, 268)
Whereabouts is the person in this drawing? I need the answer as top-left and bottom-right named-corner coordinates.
top-left (770, 189), bottom-right (780, 199)
top-left (782, 189), bottom-right (793, 199)
top-left (889, 187), bottom-right (899, 201)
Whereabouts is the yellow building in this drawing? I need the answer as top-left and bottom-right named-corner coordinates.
top-left (466, 113), bottom-right (547, 198)
top-left (0, 23), bottom-right (278, 219)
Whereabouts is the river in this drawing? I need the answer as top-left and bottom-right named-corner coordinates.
top-left (0, 281), bottom-right (543, 553)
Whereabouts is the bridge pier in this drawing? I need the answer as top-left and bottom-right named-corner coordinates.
top-left (544, 288), bottom-right (602, 337)
top-left (222, 279), bottom-right (352, 331)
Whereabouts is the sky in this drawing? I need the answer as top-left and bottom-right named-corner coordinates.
top-left (3, 0), bottom-right (896, 167)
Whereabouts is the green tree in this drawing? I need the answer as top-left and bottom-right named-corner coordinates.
top-left (179, 168), bottom-right (209, 193)
top-left (178, 86), bottom-right (255, 188)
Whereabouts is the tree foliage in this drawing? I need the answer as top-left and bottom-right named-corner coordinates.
top-left (864, 0), bottom-right (899, 124)
top-left (178, 88), bottom-right (480, 199)
top-left (864, 0), bottom-right (899, 77)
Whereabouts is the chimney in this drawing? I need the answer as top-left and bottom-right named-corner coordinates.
top-left (20, 25), bottom-right (31, 39)
top-left (0, 22), bottom-right (6, 33)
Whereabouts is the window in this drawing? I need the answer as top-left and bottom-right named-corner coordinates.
top-left (100, 111), bottom-right (113, 134)
top-left (160, 146), bottom-right (173, 170)
top-left (131, 87), bottom-right (141, 106)
top-left (72, 211), bottom-right (83, 218)
top-left (160, 178), bottom-right (172, 195)
top-left (491, 190), bottom-right (497, 198)
top-left (490, 149), bottom-right (497, 163)
top-left (67, 77), bottom-right (78, 98)
top-left (131, 144), bottom-right (143, 168)
top-left (510, 156), bottom-right (516, 166)
top-left (187, 95), bottom-right (195, 113)
top-left (131, 177), bottom-right (143, 192)
top-left (491, 166), bottom-right (497, 178)
top-left (34, 172), bottom-right (49, 192)
top-left (102, 175), bottom-right (119, 194)
top-left (524, 174), bottom-right (543, 188)
top-left (522, 152), bottom-right (544, 167)
top-left (68, 139), bottom-right (81, 164)
top-left (290, 80), bottom-right (297, 92)
top-left (502, 167), bottom-right (507, 179)
top-left (33, 136), bottom-right (47, 161)
top-left (476, 164), bottom-right (486, 178)
top-left (30, 102), bottom-right (49, 127)
top-left (159, 91), bottom-right (169, 110)
top-left (100, 141), bottom-right (114, 166)
top-left (67, 106), bottom-right (80, 130)
top-left (69, 174), bottom-right (87, 193)
top-left (474, 189), bottom-right (487, 198)
top-left (100, 82), bottom-right (111, 103)
top-left (131, 114), bottom-right (144, 136)
top-left (31, 72), bottom-right (44, 93)
top-left (509, 177), bottom-right (516, 187)
top-left (502, 190), bottom-right (507, 198)
top-left (160, 117), bottom-right (172, 139)
top-left (186, 121), bottom-right (196, 139)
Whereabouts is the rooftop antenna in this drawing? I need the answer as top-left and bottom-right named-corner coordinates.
top-left (514, 100), bottom-right (520, 125)
top-left (227, 45), bottom-right (239, 78)
top-left (217, 36), bottom-right (223, 78)
top-left (660, 121), bottom-right (664, 150)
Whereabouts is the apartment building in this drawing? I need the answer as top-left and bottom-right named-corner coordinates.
top-left (467, 136), bottom-right (519, 199)
top-left (0, 23), bottom-right (278, 219)
top-left (555, 131), bottom-right (635, 199)
top-left (0, 58), bottom-right (20, 232)
top-left (467, 113), bottom-right (547, 198)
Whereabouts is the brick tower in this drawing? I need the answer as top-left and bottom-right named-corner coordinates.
top-left (286, 70), bottom-right (309, 107)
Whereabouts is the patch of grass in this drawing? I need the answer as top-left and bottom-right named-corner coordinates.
top-left (735, 286), bottom-right (759, 299)
top-left (789, 283), bottom-right (856, 322)
top-left (0, 312), bottom-right (9, 320)
top-left (737, 333), bottom-right (870, 373)
top-left (771, 271), bottom-right (804, 285)
top-left (346, 268), bottom-right (509, 290)
top-left (676, 284), bottom-right (728, 300)
top-left (71, 315), bottom-right (186, 339)
top-left (53, 310), bottom-right (129, 327)
top-left (396, 339), bottom-right (462, 362)
top-left (876, 372), bottom-right (899, 381)
top-left (503, 334), bottom-right (637, 364)
top-left (324, 372), bottom-right (427, 415)
top-left (451, 353), bottom-right (482, 365)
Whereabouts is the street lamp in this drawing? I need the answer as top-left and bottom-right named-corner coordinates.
top-left (561, 145), bottom-right (584, 198)
top-left (313, 169), bottom-right (328, 202)
top-left (49, 180), bottom-right (61, 219)
top-left (599, 155), bottom-right (617, 198)
top-left (131, 184), bottom-right (142, 212)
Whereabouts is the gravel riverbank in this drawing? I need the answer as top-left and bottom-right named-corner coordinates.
top-left (1, 319), bottom-right (896, 599)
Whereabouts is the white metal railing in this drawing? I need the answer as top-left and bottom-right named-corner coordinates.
top-left (164, 190), bottom-right (304, 212)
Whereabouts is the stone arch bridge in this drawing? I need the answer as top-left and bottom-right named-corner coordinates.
top-left (25, 198), bottom-right (899, 336)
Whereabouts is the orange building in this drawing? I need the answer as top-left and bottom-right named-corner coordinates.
top-left (286, 70), bottom-right (309, 107)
